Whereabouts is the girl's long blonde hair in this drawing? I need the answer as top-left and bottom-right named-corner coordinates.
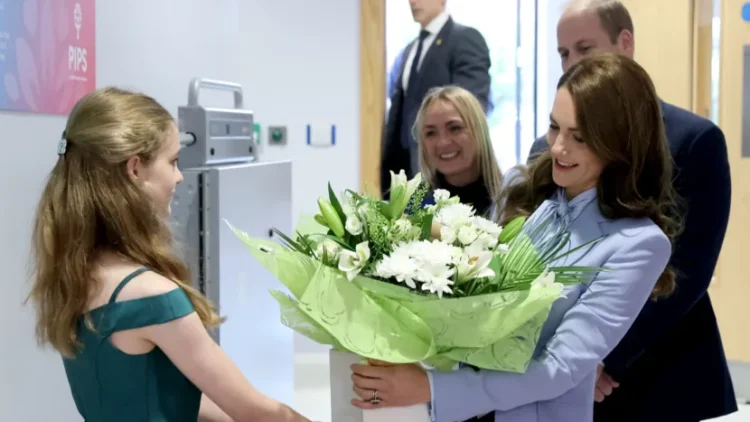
top-left (415, 86), bottom-right (503, 205)
top-left (27, 87), bottom-right (221, 357)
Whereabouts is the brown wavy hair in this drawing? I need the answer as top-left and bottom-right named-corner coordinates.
top-left (27, 87), bottom-right (222, 357)
top-left (498, 53), bottom-right (681, 298)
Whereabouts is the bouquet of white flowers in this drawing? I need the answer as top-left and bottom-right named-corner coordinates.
top-left (228, 170), bottom-right (598, 372)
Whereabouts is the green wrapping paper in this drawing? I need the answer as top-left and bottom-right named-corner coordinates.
top-left (228, 220), bottom-right (565, 373)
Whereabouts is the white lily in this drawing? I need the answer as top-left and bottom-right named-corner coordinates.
top-left (388, 170), bottom-right (423, 217)
top-left (389, 170), bottom-right (422, 200)
top-left (456, 244), bottom-right (495, 283)
top-left (345, 214), bottom-right (364, 235)
top-left (529, 269), bottom-right (565, 297)
top-left (531, 269), bottom-right (557, 289)
top-left (338, 241), bottom-right (371, 281)
top-left (340, 191), bottom-right (358, 217)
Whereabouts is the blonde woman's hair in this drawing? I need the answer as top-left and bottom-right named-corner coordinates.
top-left (415, 86), bottom-right (503, 207)
top-left (27, 87), bottom-right (221, 358)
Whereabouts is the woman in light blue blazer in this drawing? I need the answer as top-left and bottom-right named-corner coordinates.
top-left (349, 53), bottom-right (681, 422)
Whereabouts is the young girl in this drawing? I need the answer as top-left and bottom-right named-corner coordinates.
top-left (27, 87), bottom-right (310, 422)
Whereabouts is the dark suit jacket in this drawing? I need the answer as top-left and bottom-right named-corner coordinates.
top-left (380, 18), bottom-right (491, 198)
top-left (528, 101), bottom-right (736, 421)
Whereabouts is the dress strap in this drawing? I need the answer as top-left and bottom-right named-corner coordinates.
top-left (108, 267), bottom-right (150, 305)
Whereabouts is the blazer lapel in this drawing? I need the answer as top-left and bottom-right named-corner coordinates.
top-left (554, 201), bottom-right (607, 268)
top-left (396, 42), bottom-right (416, 92)
top-left (412, 18), bottom-right (454, 92)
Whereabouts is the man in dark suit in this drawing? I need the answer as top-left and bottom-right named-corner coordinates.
top-left (380, 0), bottom-right (491, 198)
top-left (527, 1), bottom-right (736, 421)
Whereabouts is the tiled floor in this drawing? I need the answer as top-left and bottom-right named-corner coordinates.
top-left (294, 353), bottom-right (750, 422)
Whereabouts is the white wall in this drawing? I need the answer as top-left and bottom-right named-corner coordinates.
top-left (0, 0), bottom-right (358, 420)
top-left (535, 0), bottom-right (567, 137)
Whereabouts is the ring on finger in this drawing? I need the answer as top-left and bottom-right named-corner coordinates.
top-left (369, 389), bottom-right (381, 405)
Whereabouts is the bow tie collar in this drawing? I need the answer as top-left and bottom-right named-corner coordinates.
top-left (547, 188), bottom-right (597, 227)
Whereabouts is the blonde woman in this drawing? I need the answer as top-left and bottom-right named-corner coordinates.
top-left (415, 85), bottom-right (503, 217)
top-left (27, 87), bottom-right (310, 422)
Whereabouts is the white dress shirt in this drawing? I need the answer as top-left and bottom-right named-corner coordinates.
top-left (401, 11), bottom-right (451, 91)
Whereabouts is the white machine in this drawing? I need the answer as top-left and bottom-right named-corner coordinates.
top-left (170, 78), bottom-right (294, 405)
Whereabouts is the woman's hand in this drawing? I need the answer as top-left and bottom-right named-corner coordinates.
top-left (350, 359), bottom-right (431, 409)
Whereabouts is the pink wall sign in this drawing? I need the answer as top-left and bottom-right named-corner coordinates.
top-left (0, 0), bottom-right (96, 115)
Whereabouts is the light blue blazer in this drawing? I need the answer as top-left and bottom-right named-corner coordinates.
top-left (428, 188), bottom-right (672, 422)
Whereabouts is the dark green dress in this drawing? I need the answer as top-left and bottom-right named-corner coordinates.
top-left (62, 267), bottom-right (202, 421)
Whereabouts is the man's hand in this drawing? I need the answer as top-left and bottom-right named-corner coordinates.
top-left (595, 364), bottom-right (620, 403)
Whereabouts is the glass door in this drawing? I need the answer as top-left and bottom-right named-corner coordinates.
top-left (385, 0), bottom-right (539, 171)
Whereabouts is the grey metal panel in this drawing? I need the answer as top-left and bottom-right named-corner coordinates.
top-left (206, 160), bottom-right (294, 405)
top-left (743, 45), bottom-right (750, 158)
top-left (170, 168), bottom-right (204, 293)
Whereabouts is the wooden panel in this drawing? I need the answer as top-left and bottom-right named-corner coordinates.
top-left (359, 0), bottom-right (386, 197)
top-left (711, 0), bottom-right (750, 363)
top-left (622, 0), bottom-right (695, 110)
top-left (692, 0), bottom-right (713, 118)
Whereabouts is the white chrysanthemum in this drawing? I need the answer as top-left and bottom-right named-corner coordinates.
top-left (374, 251), bottom-right (419, 288)
top-left (405, 239), bottom-right (462, 267)
top-left (457, 225), bottom-right (479, 246)
top-left (472, 233), bottom-right (499, 250)
top-left (375, 240), bottom-right (462, 296)
top-left (435, 203), bottom-right (476, 229)
top-left (470, 216), bottom-right (503, 237)
top-left (418, 262), bottom-right (455, 298)
top-left (440, 225), bottom-right (457, 244)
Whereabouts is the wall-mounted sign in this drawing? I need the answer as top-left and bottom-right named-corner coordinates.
top-left (0, 0), bottom-right (96, 115)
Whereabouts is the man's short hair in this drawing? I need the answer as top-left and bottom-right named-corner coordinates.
top-left (590, 0), bottom-right (634, 43)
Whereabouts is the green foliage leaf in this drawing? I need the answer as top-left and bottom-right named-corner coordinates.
top-left (420, 213), bottom-right (434, 240)
top-left (328, 183), bottom-right (347, 223)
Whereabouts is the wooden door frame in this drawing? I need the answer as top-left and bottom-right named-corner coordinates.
top-left (359, 0), bottom-right (386, 197)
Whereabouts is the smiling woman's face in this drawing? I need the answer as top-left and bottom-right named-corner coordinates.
top-left (421, 100), bottom-right (479, 186)
top-left (547, 87), bottom-right (604, 198)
